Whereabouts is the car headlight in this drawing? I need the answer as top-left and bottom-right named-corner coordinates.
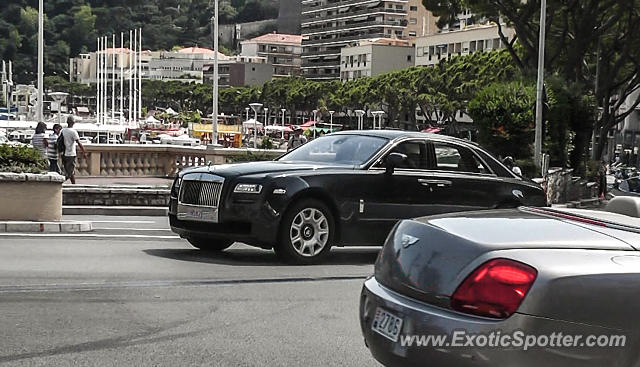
top-left (171, 177), bottom-right (182, 197)
top-left (234, 183), bottom-right (263, 194)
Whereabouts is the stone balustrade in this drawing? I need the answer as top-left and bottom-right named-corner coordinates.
top-left (75, 144), bottom-right (285, 177)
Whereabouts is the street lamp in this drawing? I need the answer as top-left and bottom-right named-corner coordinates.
top-left (249, 103), bottom-right (262, 148)
top-left (211, 0), bottom-right (220, 147)
top-left (329, 110), bottom-right (335, 132)
top-left (372, 111), bottom-right (384, 129)
top-left (355, 110), bottom-right (365, 130)
top-left (280, 108), bottom-right (286, 127)
top-left (48, 92), bottom-right (69, 125)
top-left (37, 0), bottom-right (43, 122)
top-left (534, 0), bottom-right (547, 167)
top-left (264, 107), bottom-right (269, 126)
top-left (245, 107), bottom-right (249, 122)
top-left (312, 109), bottom-right (318, 139)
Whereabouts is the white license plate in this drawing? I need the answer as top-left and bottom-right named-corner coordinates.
top-left (177, 206), bottom-right (218, 223)
top-left (371, 307), bottom-right (403, 342)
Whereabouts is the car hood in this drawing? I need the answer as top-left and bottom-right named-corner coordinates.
top-left (417, 208), bottom-right (637, 251)
top-left (179, 161), bottom-right (355, 178)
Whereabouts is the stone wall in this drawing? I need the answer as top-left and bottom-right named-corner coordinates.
top-left (63, 187), bottom-right (170, 207)
top-left (74, 145), bottom-right (284, 178)
top-left (0, 173), bottom-right (64, 221)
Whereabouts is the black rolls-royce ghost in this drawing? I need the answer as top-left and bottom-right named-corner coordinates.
top-left (169, 130), bottom-right (546, 264)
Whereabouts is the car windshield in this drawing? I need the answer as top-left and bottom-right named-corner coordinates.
top-left (279, 134), bottom-right (388, 165)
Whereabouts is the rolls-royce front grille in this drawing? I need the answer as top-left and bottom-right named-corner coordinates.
top-left (179, 181), bottom-right (223, 207)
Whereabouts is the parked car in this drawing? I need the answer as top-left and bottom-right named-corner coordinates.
top-left (360, 197), bottom-right (640, 367)
top-left (168, 131), bottom-right (546, 264)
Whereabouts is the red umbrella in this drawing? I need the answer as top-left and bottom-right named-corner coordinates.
top-left (422, 127), bottom-right (442, 133)
top-left (301, 120), bottom-right (316, 127)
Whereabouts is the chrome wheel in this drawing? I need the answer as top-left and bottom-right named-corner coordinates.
top-left (289, 208), bottom-right (329, 257)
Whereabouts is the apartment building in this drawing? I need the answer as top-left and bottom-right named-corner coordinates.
top-left (414, 24), bottom-right (515, 66)
top-left (240, 33), bottom-right (304, 77)
top-left (69, 48), bottom-right (155, 85)
top-left (203, 56), bottom-right (273, 88)
top-left (148, 47), bottom-right (229, 83)
top-left (340, 38), bottom-right (414, 81)
top-left (405, 0), bottom-right (439, 39)
top-left (300, 0), bottom-right (412, 80)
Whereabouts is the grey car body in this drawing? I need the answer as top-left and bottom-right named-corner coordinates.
top-left (360, 207), bottom-right (640, 367)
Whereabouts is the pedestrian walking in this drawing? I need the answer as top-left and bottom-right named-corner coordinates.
top-left (31, 122), bottom-right (47, 158)
top-left (287, 126), bottom-right (307, 151)
top-left (60, 117), bottom-right (87, 184)
top-left (46, 124), bottom-right (62, 173)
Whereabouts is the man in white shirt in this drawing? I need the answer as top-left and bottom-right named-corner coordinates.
top-left (61, 116), bottom-right (87, 184)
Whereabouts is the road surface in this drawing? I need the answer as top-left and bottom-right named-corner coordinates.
top-left (0, 215), bottom-right (380, 366)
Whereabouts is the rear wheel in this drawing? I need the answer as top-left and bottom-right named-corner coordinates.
top-left (186, 237), bottom-right (234, 252)
top-left (275, 199), bottom-right (334, 265)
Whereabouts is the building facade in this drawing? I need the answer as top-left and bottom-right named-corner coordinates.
top-left (405, 0), bottom-right (439, 40)
top-left (240, 33), bottom-right (304, 78)
top-left (414, 24), bottom-right (515, 66)
top-left (69, 48), bottom-right (154, 85)
top-left (340, 39), bottom-right (414, 81)
top-left (300, 0), bottom-right (412, 80)
top-left (147, 47), bottom-right (229, 83)
top-left (203, 56), bottom-right (273, 88)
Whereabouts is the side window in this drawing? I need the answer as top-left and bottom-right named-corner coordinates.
top-left (376, 141), bottom-right (427, 169)
top-left (432, 142), bottom-right (491, 174)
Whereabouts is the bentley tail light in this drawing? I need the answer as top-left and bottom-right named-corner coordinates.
top-left (451, 259), bottom-right (537, 319)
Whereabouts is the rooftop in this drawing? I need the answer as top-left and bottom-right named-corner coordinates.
top-left (243, 33), bottom-right (306, 45)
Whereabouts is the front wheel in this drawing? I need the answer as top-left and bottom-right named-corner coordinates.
top-left (187, 237), bottom-right (234, 252)
top-left (275, 199), bottom-right (334, 264)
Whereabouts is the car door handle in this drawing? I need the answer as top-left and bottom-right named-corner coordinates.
top-left (418, 179), bottom-right (452, 188)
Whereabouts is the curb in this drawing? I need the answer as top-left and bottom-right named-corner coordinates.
top-left (63, 206), bottom-right (168, 216)
top-left (0, 221), bottom-right (93, 233)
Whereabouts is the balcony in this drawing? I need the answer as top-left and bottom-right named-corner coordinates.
top-left (302, 0), bottom-right (408, 15)
top-left (303, 33), bottom-right (388, 46)
top-left (302, 7), bottom-right (407, 23)
top-left (304, 20), bottom-right (406, 35)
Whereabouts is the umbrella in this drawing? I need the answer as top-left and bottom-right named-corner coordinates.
top-left (301, 120), bottom-right (316, 127)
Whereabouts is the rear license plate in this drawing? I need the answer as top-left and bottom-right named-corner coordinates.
top-left (177, 206), bottom-right (218, 223)
top-left (371, 307), bottom-right (403, 342)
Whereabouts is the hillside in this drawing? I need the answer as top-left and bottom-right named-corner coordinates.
top-left (0, 0), bottom-right (279, 84)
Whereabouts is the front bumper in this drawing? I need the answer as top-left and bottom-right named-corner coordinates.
top-left (360, 277), bottom-right (634, 367)
top-left (169, 195), bottom-right (282, 247)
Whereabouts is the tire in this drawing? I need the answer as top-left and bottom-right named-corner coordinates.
top-left (275, 198), bottom-right (335, 265)
top-left (187, 237), bottom-right (234, 252)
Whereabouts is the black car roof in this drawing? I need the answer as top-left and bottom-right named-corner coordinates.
top-left (333, 129), bottom-right (475, 145)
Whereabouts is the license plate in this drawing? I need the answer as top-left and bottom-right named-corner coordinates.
top-left (177, 205), bottom-right (218, 223)
top-left (371, 307), bottom-right (403, 342)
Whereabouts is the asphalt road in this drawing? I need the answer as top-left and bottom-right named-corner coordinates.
top-left (0, 216), bottom-right (380, 366)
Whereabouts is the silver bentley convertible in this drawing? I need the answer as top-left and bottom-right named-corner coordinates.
top-left (360, 197), bottom-right (640, 367)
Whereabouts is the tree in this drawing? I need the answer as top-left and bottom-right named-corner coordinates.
top-left (424, 0), bottom-right (640, 166)
top-left (468, 80), bottom-right (536, 159)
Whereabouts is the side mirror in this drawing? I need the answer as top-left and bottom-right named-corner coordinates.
top-left (385, 152), bottom-right (407, 175)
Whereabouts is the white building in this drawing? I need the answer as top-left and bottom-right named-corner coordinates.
top-left (148, 47), bottom-right (230, 83)
top-left (241, 33), bottom-right (304, 77)
top-left (340, 38), bottom-right (414, 81)
top-left (415, 24), bottom-right (515, 66)
top-left (69, 48), bottom-right (155, 85)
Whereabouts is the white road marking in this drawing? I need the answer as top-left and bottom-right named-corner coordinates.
top-left (0, 233), bottom-right (180, 239)
top-left (94, 227), bottom-right (173, 231)
top-left (85, 220), bottom-right (157, 224)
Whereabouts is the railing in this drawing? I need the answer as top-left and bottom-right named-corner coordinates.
top-left (75, 144), bottom-right (284, 177)
top-left (302, 8), bottom-right (407, 23)
top-left (302, 0), bottom-right (408, 15)
top-left (304, 33), bottom-right (388, 46)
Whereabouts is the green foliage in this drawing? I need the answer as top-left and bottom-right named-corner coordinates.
top-left (259, 136), bottom-right (273, 149)
top-left (0, 144), bottom-right (48, 174)
top-left (228, 151), bottom-right (275, 163)
top-left (0, 0), bottom-right (279, 83)
top-left (468, 80), bottom-right (536, 159)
